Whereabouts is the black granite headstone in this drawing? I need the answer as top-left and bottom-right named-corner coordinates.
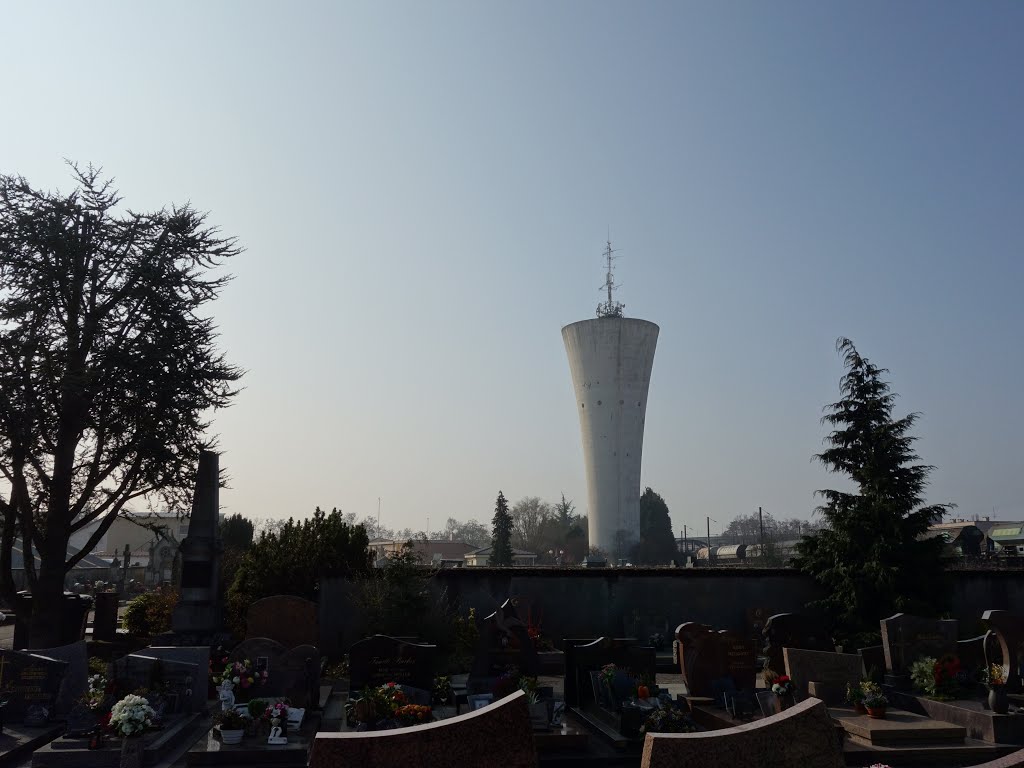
top-left (0, 648), bottom-right (68, 721)
top-left (348, 635), bottom-right (436, 693)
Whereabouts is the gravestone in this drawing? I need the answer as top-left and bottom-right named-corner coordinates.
top-left (469, 598), bottom-right (539, 690)
top-left (720, 630), bottom-right (758, 691)
top-left (114, 653), bottom-right (198, 715)
top-left (226, 637), bottom-right (321, 707)
top-left (92, 591), bottom-right (120, 643)
top-left (170, 451), bottom-right (223, 644)
top-left (348, 634), bottom-right (435, 693)
top-left (563, 637), bottom-right (655, 708)
top-left (675, 623), bottom-right (716, 696)
top-left (858, 645), bottom-right (886, 683)
top-left (130, 646), bottom-right (209, 714)
top-left (0, 648), bottom-right (68, 720)
top-left (762, 613), bottom-right (834, 674)
top-left (983, 610), bottom-right (1024, 693)
top-left (246, 595), bottom-right (318, 648)
top-left (880, 613), bottom-right (959, 675)
top-left (27, 640), bottom-right (87, 717)
top-left (782, 648), bottom-right (861, 703)
top-left (676, 624), bottom-right (756, 697)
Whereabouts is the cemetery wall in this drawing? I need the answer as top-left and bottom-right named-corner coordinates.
top-left (319, 567), bottom-right (1024, 656)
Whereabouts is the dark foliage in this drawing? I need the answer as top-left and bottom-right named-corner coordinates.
top-left (226, 507), bottom-right (370, 635)
top-left (794, 338), bottom-right (951, 644)
top-left (489, 491), bottom-right (513, 566)
top-left (0, 165), bottom-right (241, 645)
top-left (632, 488), bottom-right (678, 565)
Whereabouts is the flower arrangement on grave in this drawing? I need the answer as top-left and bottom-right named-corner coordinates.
top-left (107, 694), bottom-right (157, 738)
top-left (846, 681), bottom-right (866, 708)
top-left (347, 683), bottom-right (407, 724)
top-left (263, 699), bottom-right (291, 724)
top-left (640, 707), bottom-right (699, 734)
top-left (770, 675), bottom-right (794, 697)
top-left (394, 704), bottom-right (434, 726)
top-left (910, 655), bottom-right (962, 700)
top-left (83, 674), bottom-right (110, 712)
top-left (432, 675), bottom-right (453, 706)
top-left (346, 684), bottom-right (436, 730)
top-left (212, 658), bottom-right (268, 694)
top-left (984, 663), bottom-right (1006, 688)
top-left (600, 664), bottom-right (620, 691)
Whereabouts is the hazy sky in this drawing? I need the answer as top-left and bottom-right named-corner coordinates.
top-left (3, 2), bottom-right (1022, 537)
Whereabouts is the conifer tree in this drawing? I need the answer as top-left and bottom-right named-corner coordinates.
top-left (794, 338), bottom-right (950, 644)
top-left (489, 491), bottom-right (513, 566)
top-left (634, 488), bottom-right (678, 565)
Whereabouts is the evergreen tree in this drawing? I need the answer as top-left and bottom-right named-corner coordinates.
top-left (489, 491), bottom-right (513, 566)
top-left (794, 338), bottom-right (950, 644)
top-left (555, 493), bottom-right (576, 529)
top-left (633, 488), bottom-right (678, 564)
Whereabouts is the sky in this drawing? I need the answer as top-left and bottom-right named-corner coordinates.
top-left (2, 1), bottom-right (1022, 537)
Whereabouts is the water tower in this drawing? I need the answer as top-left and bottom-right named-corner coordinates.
top-left (562, 242), bottom-right (659, 559)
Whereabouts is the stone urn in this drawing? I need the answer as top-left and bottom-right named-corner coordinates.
top-left (989, 686), bottom-right (1009, 715)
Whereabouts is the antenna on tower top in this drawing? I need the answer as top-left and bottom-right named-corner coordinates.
top-left (596, 236), bottom-right (625, 318)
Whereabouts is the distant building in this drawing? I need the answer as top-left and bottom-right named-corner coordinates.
top-left (369, 538), bottom-right (476, 567)
top-left (464, 546), bottom-right (538, 567)
top-left (71, 511), bottom-right (185, 585)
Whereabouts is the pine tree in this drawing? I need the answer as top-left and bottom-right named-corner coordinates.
top-left (489, 491), bottom-right (514, 566)
top-left (634, 488), bottom-right (678, 565)
top-left (794, 338), bottom-right (950, 644)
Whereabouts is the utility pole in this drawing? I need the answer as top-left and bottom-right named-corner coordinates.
top-left (377, 497), bottom-right (381, 539)
top-left (707, 516), bottom-right (712, 563)
top-left (683, 525), bottom-right (688, 553)
top-left (758, 506), bottom-right (765, 552)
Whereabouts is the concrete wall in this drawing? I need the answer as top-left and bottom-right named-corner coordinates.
top-left (562, 317), bottom-right (659, 557)
top-left (318, 567), bottom-right (1024, 657)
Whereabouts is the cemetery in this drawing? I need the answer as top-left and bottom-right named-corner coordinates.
top-left (0, 454), bottom-right (1023, 768)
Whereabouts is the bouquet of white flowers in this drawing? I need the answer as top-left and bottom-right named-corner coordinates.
top-left (108, 694), bottom-right (156, 738)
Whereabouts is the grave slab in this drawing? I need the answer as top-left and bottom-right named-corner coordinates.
top-left (831, 706), bottom-right (966, 745)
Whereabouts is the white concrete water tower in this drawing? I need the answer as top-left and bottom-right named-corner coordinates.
top-left (562, 242), bottom-right (658, 559)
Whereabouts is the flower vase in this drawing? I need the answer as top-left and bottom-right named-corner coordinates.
top-left (989, 686), bottom-right (1009, 715)
top-left (854, 702), bottom-right (867, 714)
top-left (866, 706), bottom-right (886, 719)
top-left (120, 737), bottom-right (145, 768)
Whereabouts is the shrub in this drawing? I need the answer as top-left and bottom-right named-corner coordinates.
top-left (121, 587), bottom-right (178, 636)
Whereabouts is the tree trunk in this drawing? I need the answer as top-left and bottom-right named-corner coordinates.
top-left (28, 551), bottom-right (69, 648)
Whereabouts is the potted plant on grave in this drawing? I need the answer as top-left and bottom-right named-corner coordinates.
top-left (107, 694), bottom-right (157, 768)
top-left (641, 707), bottom-right (700, 734)
top-left (862, 683), bottom-right (888, 719)
top-left (246, 699), bottom-right (267, 736)
top-left (984, 663), bottom-right (1008, 715)
top-left (213, 708), bottom-right (247, 745)
top-left (846, 681), bottom-right (867, 714)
